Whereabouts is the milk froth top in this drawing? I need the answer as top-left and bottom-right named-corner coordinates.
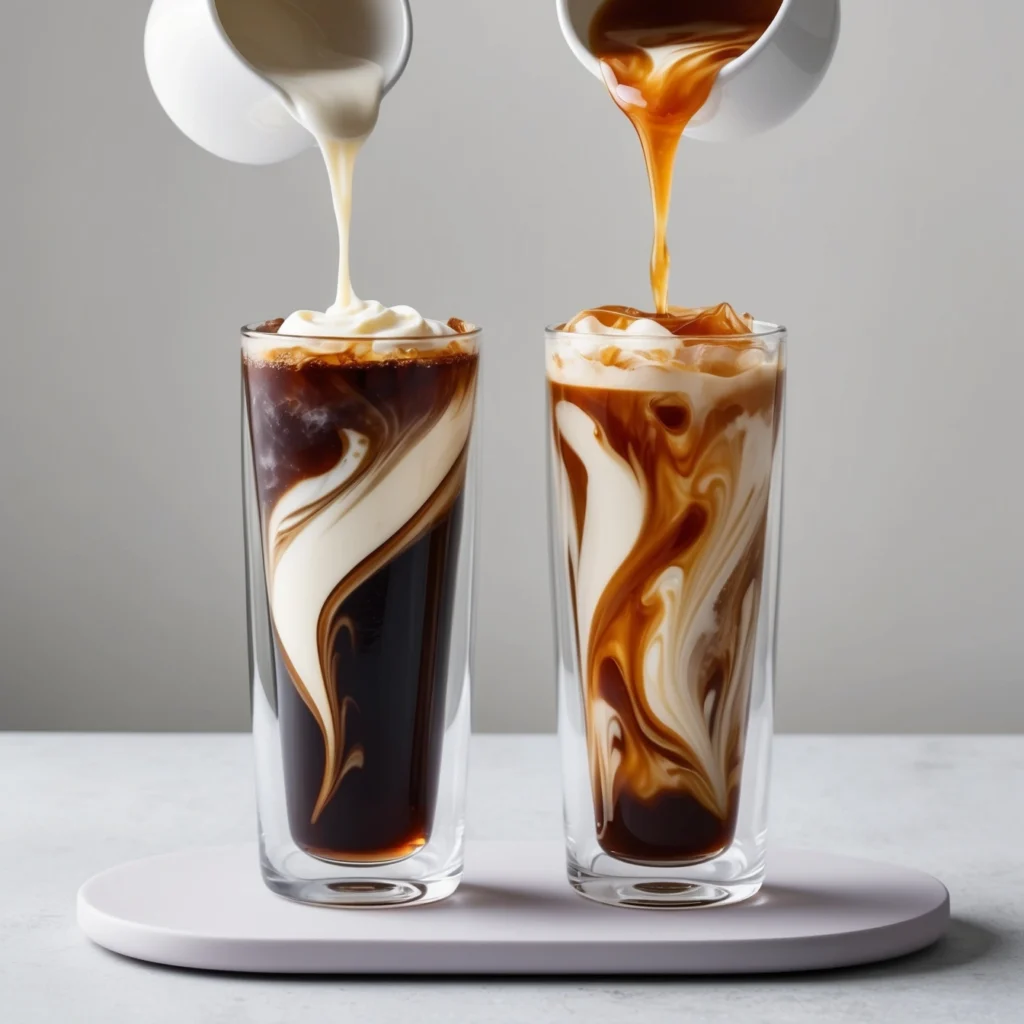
top-left (548, 304), bottom-right (782, 390)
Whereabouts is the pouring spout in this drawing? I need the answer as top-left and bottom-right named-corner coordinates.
top-left (145, 0), bottom-right (414, 165)
top-left (554, 0), bottom-right (840, 142)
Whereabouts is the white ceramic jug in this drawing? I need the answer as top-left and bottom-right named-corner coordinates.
top-left (556, 0), bottom-right (841, 141)
top-left (144, 0), bottom-right (412, 164)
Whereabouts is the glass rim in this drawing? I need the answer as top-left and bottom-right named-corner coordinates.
top-left (241, 321), bottom-right (483, 343)
top-left (544, 321), bottom-right (786, 343)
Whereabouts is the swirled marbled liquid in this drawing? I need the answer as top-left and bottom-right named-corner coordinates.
top-left (244, 329), bottom-right (478, 863)
top-left (548, 307), bottom-right (782, 865)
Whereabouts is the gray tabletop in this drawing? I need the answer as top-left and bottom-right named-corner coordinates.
top-left (1, 733), bottom-right (1021, 1022)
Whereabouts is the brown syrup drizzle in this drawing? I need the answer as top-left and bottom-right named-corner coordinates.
top-left (589, 0), bottom-right (781, 313)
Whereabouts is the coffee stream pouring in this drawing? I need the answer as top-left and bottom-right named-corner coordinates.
top-left (144, 0), bottom-right (412, 164)
top-left (557, 0), bottom-right (840, 141)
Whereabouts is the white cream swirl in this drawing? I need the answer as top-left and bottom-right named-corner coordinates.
top-left (216, 1), bottom-right (457, 352)
top-left (279, 299), bottom-right (457, 342)
top-left (569, 314), bottom-right (673, 339)
top-left (548, 317), bottom-right (779, 392)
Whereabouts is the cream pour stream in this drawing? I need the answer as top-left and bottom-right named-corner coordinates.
top-left (220, 0), bottom-right (473, 824)
top-left (216, 0), bottom-right (456, 342)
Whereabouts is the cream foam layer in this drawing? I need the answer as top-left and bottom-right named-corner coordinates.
top-left (279, 299), bottom-right (458, 343)
top-left (547, 319), bottom-right (780, 392)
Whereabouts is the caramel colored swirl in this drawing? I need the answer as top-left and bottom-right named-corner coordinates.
top-left (549, 310), bottom-right (782, 864)
top-left (590, 0), bottom-right (781, 312)
top-left (245, 339), bottom-right (478, 832)
top-left (560, 303), bottom-right (755, 337)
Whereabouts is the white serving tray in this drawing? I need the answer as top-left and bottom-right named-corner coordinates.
top-left (78, 841), bottom-right (949, 975)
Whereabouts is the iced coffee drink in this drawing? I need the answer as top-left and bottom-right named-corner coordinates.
top-left (548, 306), bottom-right (782, 874)
top-left (245, 323), bottom-right (478, 865)
top-left (551, 0), bottom-right (788, 907)
top-left (215, 0), bottom-right (481, 906)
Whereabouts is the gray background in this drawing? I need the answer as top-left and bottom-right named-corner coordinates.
top-left (2, 0), bottom-right (1021, 733)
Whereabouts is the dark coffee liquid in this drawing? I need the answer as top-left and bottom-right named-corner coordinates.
top-left (274, 502), bottom-right (462, 862)
top-left (244, 346), bottom-right (477, 863)
top-left (599, 785), bottom-right (741, 865)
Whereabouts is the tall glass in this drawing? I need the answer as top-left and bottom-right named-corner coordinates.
top-left (547, 323), bottom-right (785, 908)
top-left (242, 324), bottom-right (481, 907)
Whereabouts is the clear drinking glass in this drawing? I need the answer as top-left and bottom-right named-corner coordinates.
top-left (546, 322), bottom-right (786, 908)
top-left (242, 323), bottom-right (481, 907)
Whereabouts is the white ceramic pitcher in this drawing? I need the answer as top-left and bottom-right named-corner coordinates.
top-left (144, 0), bottom-right (412, 164)
top-left (556, 0), bottom-right (841, 141)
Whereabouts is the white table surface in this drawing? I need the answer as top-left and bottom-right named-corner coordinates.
top-left (1, 733), bottom-right (1021, 1022)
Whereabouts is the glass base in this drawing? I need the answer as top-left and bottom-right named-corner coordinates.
top-left (569, 867), bottom-right (762, 909)
top-left (262, 866), bottom-right (462, 909)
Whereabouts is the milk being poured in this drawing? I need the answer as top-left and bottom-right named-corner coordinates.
top-left (215, 0), bottom-right (454, 340)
